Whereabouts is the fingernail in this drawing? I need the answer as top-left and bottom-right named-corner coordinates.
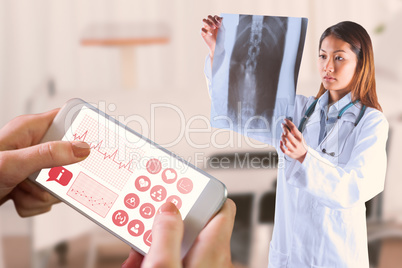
top-left (71, 141), bottom-right (90, 158)
top-left (158, 202), bottom-right (179, 214)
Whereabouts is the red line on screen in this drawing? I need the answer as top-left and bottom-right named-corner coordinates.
top-left (73, 130), bottom-right (134, 173)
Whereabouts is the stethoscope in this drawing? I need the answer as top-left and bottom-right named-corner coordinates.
top-left (297, 98), bottom-right (367, 157)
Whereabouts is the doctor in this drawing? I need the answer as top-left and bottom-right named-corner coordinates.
top-left (202, 16), bottom-right (388, 267)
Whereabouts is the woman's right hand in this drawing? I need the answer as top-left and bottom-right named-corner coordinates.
top-left (201, 15), bottom-right (222, 58)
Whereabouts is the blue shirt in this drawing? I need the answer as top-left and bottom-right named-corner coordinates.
top-left (317, 91), bottom-right (353, 144)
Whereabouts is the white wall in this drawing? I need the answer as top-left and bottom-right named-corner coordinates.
top-left (1, 0), bottom-right (48, 125)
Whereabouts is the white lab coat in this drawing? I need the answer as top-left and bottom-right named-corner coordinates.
top-left (269, 93), bottom-right (388, 268)
top-left (204, 57), bottom-right (389, 267)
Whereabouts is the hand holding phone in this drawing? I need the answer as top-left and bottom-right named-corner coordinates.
top-left (29, 99), bottom-right (227, 257)
top-left (0, 109), bottom-right (90, 217)
top-left (123, 199), bottom-right (235, 268)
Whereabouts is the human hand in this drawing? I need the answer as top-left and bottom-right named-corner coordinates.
top-left (0, 109), bottom-right (90, 217)
top-left (122, 199), bottom-right (236, 268)
top-left (201, 15), bottom-right (223, 58)
top-left (280, 118), bottom-right (307, 163)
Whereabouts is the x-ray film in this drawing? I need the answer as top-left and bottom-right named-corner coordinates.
top-left (210, 14), bottom-right (308, 144)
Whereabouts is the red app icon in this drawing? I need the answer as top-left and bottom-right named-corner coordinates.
top-left (112, 210), bottom-right (129, 227)
top-left (47, 167), bottom-right (73, 186)
top-left (143, 230), bottom-right (152, 246)
top-left (140, 203), bottom-right (155, 219)
top-left (146, 159), bottom-right (162, 174)
top-left (127, 219), bottom-right (145, 237)
top-left (177, 178), bottom-right (193, 194)
top-left (162, 168), bottom-right (177, 184)
top-left (150, 185), bottom-right (167, 202)
top-left (135, 176), bottom-right (151, 192)
top-left (166, 195), bottom-right (182, 210)
top-left (124, 193), bottom-right (140, 209)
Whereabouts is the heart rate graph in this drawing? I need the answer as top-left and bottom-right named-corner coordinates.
top-left (68, 172), bottom-right (118, 218)
top-left (74, 131), bottom-right (136, 171)
top-left (72, 115), bottom-right (145, 191)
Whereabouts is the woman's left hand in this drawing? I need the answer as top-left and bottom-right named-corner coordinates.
top-left (280, 118), bottom-right (307, 163)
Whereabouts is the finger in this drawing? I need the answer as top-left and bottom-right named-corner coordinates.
top-left (208, 15), bottom-right (221, 27)
top-left (202, 18), bottom-right (215, 30)
top-left (207, 15), bottom-right (219, 28)
top-left (282, 123), bottom-right (291, 133)
top-left (0, 109), bottom-right (60, 150)
top-left (279, 141), bottom-right (285, 154)
top-left (10, 186), bottom-right (54, 217)
top-left (201, 198), bottom-right (236, 244)
top-left (282, 127), bottom-right (297, 149)
top-left (284, 119), bottom-right (302, 139)
top-left (214, 15), bottom-right (223, 25)
top-left (15, 182), bottom-right (59, 207)
top-left (122, 248), bottom-right (144, 268)
top-left (280, 141), bottom-right (292, 157)
top-left (18, 179), bottom-right (58, 202)
top-left (282, 122), bottom-right (293, 136)
top-left (0, 141), bottom-right (90, 187)
top-left (281, 133), bottom-right (287, 148)
top-left (184, 199), bottom-right (236, 267)
top-left (201, 27), bottom-right (213, 37)
top-left (281, 133), bottom-right (294, 151)
top-left (208, 15), bottom-right (223, 28)
top-left (143, 202), bottom-right (183, 267)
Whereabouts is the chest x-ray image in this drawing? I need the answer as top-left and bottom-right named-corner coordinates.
top-left (210, 14), bottom-right (308, 144)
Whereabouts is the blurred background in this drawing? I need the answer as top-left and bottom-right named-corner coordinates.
top-left (1, 0), bottom-right (402, 267)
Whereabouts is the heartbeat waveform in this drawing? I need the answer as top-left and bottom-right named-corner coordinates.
top-left (73, 130), bottom-right (135, 173)
top-left (70, 188), bottom-right (113, 208)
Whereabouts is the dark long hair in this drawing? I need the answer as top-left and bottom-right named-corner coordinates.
top-left (315, 21), bottom-right (382, 111)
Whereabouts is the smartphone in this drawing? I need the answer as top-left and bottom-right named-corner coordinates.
top-left (29, 98), bottom-right (227, 257)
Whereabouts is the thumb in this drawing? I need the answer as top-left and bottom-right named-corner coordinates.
top-left (1, 141), bottom-right (90, 184)
top-left (143, 202), bottom-right (183, 267)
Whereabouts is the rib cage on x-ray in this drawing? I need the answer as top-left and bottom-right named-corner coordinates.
top-left (228, 16), bottom-right (288, 127)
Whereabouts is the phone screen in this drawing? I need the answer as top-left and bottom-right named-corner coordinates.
top-left (35, 105), bottom-right (210, 253)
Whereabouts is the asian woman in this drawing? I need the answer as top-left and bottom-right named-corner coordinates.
top-left (202, 16), bottom-right (388, 267)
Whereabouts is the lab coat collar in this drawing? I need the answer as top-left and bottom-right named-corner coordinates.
top-left (316, 91), bottom-right (361, 123)
top-left (317, 91), bottom-right (329, 111)
top-left (317, 91), bottom-right (352, 112)
top-left (304, 91), bottom-right (362, 149)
